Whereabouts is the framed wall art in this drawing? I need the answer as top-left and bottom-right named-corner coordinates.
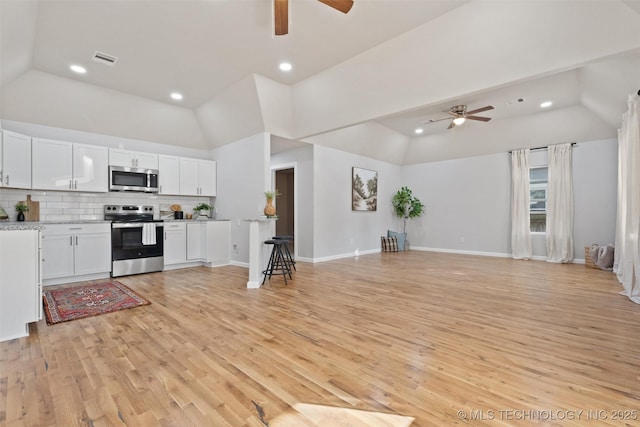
top-left (352, 167), bottom-right (378, 211)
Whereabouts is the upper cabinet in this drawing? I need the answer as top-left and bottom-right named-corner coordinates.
top-left (158, 155), bottom-right (180, 195)
top-left (32, 138), bottom-right (109, 192)
top-left (0, 130), bottom-right (32, 189)
top-left (109, 148), bottom-right (158, 169)
top-left (179, 158), bottom-right (217, 197)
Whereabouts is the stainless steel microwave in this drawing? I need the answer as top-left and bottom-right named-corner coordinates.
top-left (109, 166), bottom-right (159, 193)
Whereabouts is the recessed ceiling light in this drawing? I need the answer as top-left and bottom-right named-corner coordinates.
top-left (70, 64), bottom-right (86, 74)
top-left (540, 101), bottom-right (553, 108)
top-left (279, 62), bottom-right (292, 72)
top-left (170, 92), bottom-right (183, 101)
top-left (414, 128), bottom-right (424, 134)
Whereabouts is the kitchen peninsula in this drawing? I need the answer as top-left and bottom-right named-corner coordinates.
top-left (244, 217), bottom-right (277, 288)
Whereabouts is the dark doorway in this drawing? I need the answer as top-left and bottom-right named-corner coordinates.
top-left (275, 168), bottom-right (294, 244)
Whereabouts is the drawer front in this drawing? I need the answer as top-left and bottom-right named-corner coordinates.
top-left (42, 223), bottom-right (111, 236)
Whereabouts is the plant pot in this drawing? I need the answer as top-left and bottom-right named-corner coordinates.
top-left (264, 198), bottom-right (276, 217)
top-left (17, 212), bottom-right (25, 221)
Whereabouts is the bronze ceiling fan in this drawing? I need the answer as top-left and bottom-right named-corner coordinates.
top-left (274, 0), bottom-right (354, 36)
top-left (427, 105), bottom-right (494, 129)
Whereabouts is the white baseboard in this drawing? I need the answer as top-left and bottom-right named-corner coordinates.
top-left (229, 260), bottom-right (249, 269)
top-left (410, 246), bottom-right (511, 258)
top-left (311, 248), bottom-right (380, 263)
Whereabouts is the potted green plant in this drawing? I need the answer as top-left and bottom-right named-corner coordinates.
top-left (264, 189), bottom-right (281, 217)
top-left (194, 203), bottom-right (213, 218)
top-left (392, 186), bottom-right (424, 233)
top-left (15, 202), bottom-right (29, 222)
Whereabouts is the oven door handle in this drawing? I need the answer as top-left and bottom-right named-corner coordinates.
top-left (112, 222), bottom-right (163, 229)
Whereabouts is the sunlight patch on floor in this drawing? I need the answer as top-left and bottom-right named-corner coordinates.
top-left (269, 403), bottom-right (415, 427)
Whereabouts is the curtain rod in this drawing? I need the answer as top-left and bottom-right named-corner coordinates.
top-left (508, 142), bottom-right (577, 154)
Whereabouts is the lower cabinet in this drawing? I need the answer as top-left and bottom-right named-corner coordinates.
top-left (41, 223), bottom-right (111, 285)
top-left (164, 221), bottom-right (230, 269)
top-left (164, 222), bottom-right (187, 265)
top-left (0, 229), bottom-right (41, 342)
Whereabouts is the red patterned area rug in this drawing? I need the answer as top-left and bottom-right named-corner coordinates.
top-left (43, 281), bottom-right (150, 325)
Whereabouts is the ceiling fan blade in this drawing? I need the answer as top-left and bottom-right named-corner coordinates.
top-left (466, 105), bottom-right (494, 115)
top-left (274, 0), bottom-right (288, 36)
top-left (447, 121), bottom-right (455, 130)
top-left (318, 0), bottom-right (354, 14)
top-left (424, 117), bottom-right (451, 124)
top-left (466, 116), bottom-right (492, 122)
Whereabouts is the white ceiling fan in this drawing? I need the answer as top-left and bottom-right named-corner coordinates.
top-left (426, 105), bottom-right (494, 129)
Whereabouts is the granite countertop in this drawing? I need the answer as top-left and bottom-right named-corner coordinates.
top-left (164, 218), bottom-right (230, 222)
top-left (243, 217), bottom-right (278, 222)
top-left (0, 223), bottom-right (46, 231)
top-left (0, 220), bottom-right (111, 231)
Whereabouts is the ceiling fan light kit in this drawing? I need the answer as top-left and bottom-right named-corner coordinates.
top-left (274, 0), bottom-right (354, 36)
top-left (426, 104), bottom-right (494, 130)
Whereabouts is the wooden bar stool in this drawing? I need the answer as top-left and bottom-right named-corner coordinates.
top-left (262, 239), bottom-right (292, 285)
top-left (273, 235), bottom-right (296, 272)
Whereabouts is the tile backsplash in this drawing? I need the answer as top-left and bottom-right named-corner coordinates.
top-left (0, 188), bottom-right (214, 222)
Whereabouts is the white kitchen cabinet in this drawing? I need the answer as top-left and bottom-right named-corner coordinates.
top-left (198, 160), bottom-right (217, 196)
top-left (0, 130), bottom-right (32, 189)
top-left (32, 138), bottom-right (108, 192)
top-left (187, 222), bottom-right (206, 260)
top-left (164, 222), bottom-right (186, 265)
top-left (41, 223), bottom-right (111, 285)
top-left (179, 158), bottom-right (216, 196)
top-left (109, 148), bottom-right (158, 169)
top-left (0, 229), bottom-right (41, 342)
top-left (73, 144), bottom-right (109, 192)
top-left (165, 220), bottom-right (230, 269)
top-left (158, 155), bottom-right (181, 195)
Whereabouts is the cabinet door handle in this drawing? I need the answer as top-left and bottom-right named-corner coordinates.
top-left (69, 179), bottom-right (72, 189)
top-left (74, 179), bottom-right (77, 189)
top-left (159, 185), bottom-right (162, 193)
top-left (70, 236), bottom-right (73, 246)
top-left (5, 175), bottom-right (8, 186)
top-left (0, 170), bottom-right (3, 184)
top-left (164, 231), bottom-right (167, 240)
top-left (75, 236), bottom-right (78, 245)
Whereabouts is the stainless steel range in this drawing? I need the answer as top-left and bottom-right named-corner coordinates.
top-left (105, 205), bottom-right (164, 277)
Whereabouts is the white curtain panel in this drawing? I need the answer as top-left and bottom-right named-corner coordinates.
top-left (511, 148), bottom-right (532, 259)
top-left (546, 143), bottom-right (574, 263)
top-left (614, 94), bottom-right (640, 304)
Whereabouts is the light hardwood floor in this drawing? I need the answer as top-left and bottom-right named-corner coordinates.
top-left (2, 252), bottom-right (640, 426)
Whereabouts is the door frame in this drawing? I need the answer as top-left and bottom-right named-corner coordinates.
top-left (270, 162), bottom-right (297, 259)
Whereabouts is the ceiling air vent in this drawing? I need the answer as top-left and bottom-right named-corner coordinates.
top-left (91, 51), bottom-right (118, 66)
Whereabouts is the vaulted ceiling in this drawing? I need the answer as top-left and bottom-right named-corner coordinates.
top-left (1, 0), bottom-right (639, 165)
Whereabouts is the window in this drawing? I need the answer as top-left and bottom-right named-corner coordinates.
top-left (530, 166), bottom-right (548, 232)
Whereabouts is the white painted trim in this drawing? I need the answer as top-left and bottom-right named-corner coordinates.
top-left (311, 248), bottom-right (380, 263)
top-left (271, 161), bottom-right (298, 260)
top-left (410, 246), bottom-right (510, 258)
top-left (230, 260), bottom-right (249, 268)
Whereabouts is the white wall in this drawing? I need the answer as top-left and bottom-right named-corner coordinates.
top-left (402, 138), bottom-right (618, 260)
top-left (271, 144), bottom-right (314, 260)
top-left (572, 139), bottom-right (618, 256)
top-left (211, 132), bottom-right (270, 265)
top-left (403, 153), bottom-right (512, 256)
top-left (1, 70), bottom-right (207, 150)
top-left (1, 120), bottom-right (212, 159)
top-left (313, 145), bottom-right (402, 260)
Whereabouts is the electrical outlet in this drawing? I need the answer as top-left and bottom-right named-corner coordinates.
top-left (232, 244), bottom-right (239, 253)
